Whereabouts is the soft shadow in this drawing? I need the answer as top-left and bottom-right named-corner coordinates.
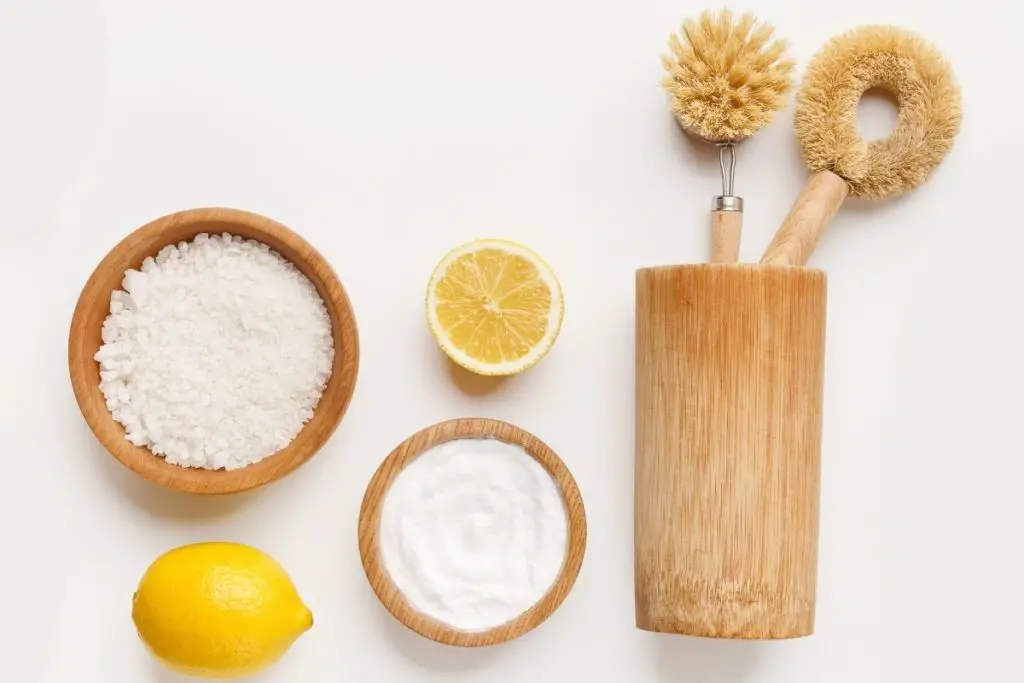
top-left (679, 127), bottom-right (722, 163)
top-left (151, 661), bottom-right (277, 682)
top-left (842, 190), bottom-right (913, 218)
top-left (151, 662), bottom-right (190, 682)
top-left (666, 112), bottom-right (721, 165)
top-left (371, 595), bottom-right (496, 672)
top-left (443, 356), bottom-right (508, 397)
top-left (92, 438), bottom-right (257, 519)
top-left (653, 633), bottom-right (763, 683)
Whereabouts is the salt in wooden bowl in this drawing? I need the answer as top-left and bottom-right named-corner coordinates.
top-left (68, 207), bottom-right (359, 495)
top-left (358, 417), bottom-right (587, 647)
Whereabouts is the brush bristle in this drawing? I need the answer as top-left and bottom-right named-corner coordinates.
top-left (794, 25), bottom-right (962, 199)
top-left (662, 9), bottom-right (795, 143)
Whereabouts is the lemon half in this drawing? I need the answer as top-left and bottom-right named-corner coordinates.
top-left (131, 542), bottom-right (312, 680)
top-left (426, 238), bottom-right (564, 376)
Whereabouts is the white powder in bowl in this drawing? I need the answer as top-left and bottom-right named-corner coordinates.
top-left (378, 437), bottom-right (568, 632)
top-left (94, 232), bottom-right (334, 470)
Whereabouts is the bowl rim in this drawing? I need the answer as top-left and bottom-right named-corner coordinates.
top-left (357, 417), bottom-right (587, 647)
top-left (67, 206), bottom-right (359, 495)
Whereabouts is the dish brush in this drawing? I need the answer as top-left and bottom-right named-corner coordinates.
top-left (662, 9), bottom-right (796, 262)
top-left (760, 25), bottom-right (962, 266)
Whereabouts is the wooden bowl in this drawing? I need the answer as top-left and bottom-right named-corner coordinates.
top-left (358, 418), bottom-right (587, 647)
top-left (68, 207), bottom-right (359, 495)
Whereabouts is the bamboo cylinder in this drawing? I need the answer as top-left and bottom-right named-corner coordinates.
top-left (634, 264), bottom-right (827, 639)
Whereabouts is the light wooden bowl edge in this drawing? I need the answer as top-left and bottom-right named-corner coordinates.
top-left (357, 417), bottom-right (587, 647)
top-left (67, 207), bottom-right (360, 495)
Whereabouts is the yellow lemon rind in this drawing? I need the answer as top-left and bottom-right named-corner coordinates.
top-left (131, 542), bottom-right (313, 679)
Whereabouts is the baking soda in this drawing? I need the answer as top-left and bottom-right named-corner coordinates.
top-left (95, 232), bottom-right (334, 470)
top-left (379, 438), bottom-right (568, 631)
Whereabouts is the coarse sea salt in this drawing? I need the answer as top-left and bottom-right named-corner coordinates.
top-left (379, 438), bottom-right (568, 632)
top-left (94, 232), bottom-right (335, 470)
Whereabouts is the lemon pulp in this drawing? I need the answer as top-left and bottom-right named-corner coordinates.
top-left (426, 239), bottom-right (563, 376)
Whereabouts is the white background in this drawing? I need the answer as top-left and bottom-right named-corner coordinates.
top-left (1, 0), bottom-right (1019, 681)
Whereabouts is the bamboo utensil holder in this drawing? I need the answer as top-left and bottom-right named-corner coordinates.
top-left (68, 207), bottom-right (360, 495)
top-left (635, 263), bottom-right (827, 639)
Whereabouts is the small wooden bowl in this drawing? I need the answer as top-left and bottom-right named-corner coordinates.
top-left (358, 417), bottom-right (587, 647)
top-left (68, 207), bottom-right (360, 495)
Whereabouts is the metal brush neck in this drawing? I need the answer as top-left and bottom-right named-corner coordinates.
top-left (713, 195), bottom-right (743, 212)
top-left (714, 142), bottom-right (742, 211)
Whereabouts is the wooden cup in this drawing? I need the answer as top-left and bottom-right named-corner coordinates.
top-left (358, 418), bottom-right (587, 647)
top-left (68, 208), bottom-right (360, 494)
top-left (634, 264), bottom-right (827, 639)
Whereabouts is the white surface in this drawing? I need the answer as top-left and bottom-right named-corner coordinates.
top-left (0, 1), bottom-right (1018, 681)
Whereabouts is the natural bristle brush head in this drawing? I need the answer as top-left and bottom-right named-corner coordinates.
top-left (662, 9), bottom-right (796, 143)
top-left (760, 25), bottom-right (963, 268)
top-left (795, 25), bottom-right (962, 200)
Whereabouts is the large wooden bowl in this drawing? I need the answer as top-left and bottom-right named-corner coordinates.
top-left (358, 418), bottom-right (587, 647)
top-left (68, 207), bottom-right (359, 495)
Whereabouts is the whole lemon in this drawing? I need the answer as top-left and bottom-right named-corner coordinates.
top-left (131, 542), bottom-right (313, 679)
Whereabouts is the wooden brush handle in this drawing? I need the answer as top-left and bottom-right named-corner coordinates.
top-left (761, 171), bottom-right (849, 267)
top-left (711, 209), bottom-right (742, 263)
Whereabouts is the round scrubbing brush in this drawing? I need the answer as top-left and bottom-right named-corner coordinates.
top-left (760, 25), bottom-right (963, 267)
top-left (662, 9), bottom-right (796, 262)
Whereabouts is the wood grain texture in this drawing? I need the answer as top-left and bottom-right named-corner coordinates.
top-left (760, 170), bottom-right (849, 267)
top-left (711, 209), bottom-right (742, 263)
top-left (635, 264), bottom-right (827, 639)
top-left (358, 418), bottom-right (587, 647)
top-left (68, 207), bottom-right (360, 495)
